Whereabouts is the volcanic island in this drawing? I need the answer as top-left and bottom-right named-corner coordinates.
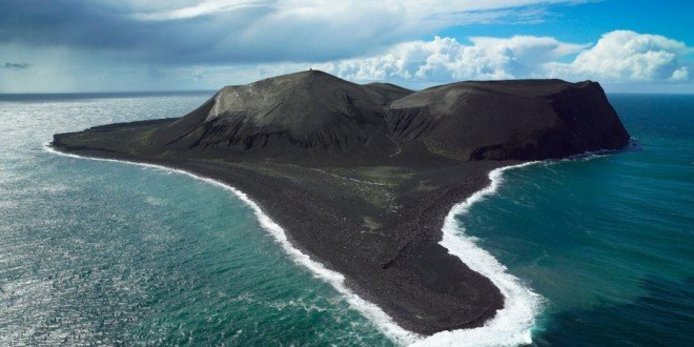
top-left (51, 70), bottom-right (630, 335)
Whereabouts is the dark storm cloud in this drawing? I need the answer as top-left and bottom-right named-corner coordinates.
top-left (2, 62), bottom-right (31, 69)
top-left (0, 0), bottom-right (312, 64)
top-left (0, 1), bottom-right (143, 50)
top-left (0, 0), bottom-right (612, 71)
top-left (0, 0), bottom-right (400, 65)
top-left (3, 0), bottom-right (554, 67)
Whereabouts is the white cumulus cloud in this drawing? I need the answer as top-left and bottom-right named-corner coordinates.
top-left (319, 35), bottom-right (588, 83)
top-left (547, 30), bottom-right (689, 82)
top-left (318, 30), bottom-right (690, 85)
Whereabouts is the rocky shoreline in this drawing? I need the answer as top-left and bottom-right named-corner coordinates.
top-left (49, 141), bottom-right (513, 334)
top-left (51, 70), bottom-right (630, 335)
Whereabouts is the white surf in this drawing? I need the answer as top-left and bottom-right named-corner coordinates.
top-left (413, 162), bottom-right (543, 347)
top-left (45, 144), bottom-right (542, 346)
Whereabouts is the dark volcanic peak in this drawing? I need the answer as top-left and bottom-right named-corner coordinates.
top-left (150, 70), bottom-right (629, 165)
top-left (55, 70), bottom-right (630, 166)
top-left (50, 70), bottom-right (632, 336)
top-left (158, 70), bottom-right (400, 158)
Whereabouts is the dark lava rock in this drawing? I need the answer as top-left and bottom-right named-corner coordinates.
top-left (51, 70), bottom-right (630, 335)
top-left (386, 79), bottom-right (629, 161)
top-left (55, 70), bottom-right (629, 166)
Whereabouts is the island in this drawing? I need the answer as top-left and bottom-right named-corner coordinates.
top-left (51, 70), bottom-right (630, 335)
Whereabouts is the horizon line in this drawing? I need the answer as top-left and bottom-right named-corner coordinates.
top-left (1, 89), bottom-right (693, 96)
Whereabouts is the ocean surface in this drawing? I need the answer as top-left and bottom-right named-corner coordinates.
top-left (0, 93), bottom-right (692, 346)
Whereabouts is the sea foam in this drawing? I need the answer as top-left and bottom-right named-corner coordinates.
top-left (45, 144), bottom-right (542, 346)
top-left (413, 162), bottom-right (543, 347)
top-left (43, 144), bottom-right (420, 345)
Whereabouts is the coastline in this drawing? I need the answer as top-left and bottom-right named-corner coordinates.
top-left (44, 143), bottom-right (542, 346)
top-left (417, 163), bottom-right (543, 346)
top-left (44, 144), bottom-right (420, 345)
top-left (45, 73), bottom-right (631, 340)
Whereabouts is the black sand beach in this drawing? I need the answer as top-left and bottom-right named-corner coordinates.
top-left (51, 70), bottom-right (630, 334)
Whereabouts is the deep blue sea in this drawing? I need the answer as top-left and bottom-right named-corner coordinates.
top-left (0, 93), bottom-right (691, 346)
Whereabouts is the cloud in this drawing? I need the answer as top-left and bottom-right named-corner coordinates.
top-left (2, 62), bottom-right (31, 70)
top-left (546, 30), bottom-right (690, 82)
top-left (0, 0), bottom-right (589, 64)
top-left (319, 35), bottom-right (587, 82)
top-left (318, 30), bottom-right (690, 85)
top-left (0, 1), bottom-right (690, 93)
top-left (130, 0), bottom-right (589, 22)
top-left (132, 0), bottom-right (269, 21)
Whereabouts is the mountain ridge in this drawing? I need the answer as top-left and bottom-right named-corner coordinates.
top-left (56, 70), bottom-right (628, 165)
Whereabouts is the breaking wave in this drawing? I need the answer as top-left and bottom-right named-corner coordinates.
top-left (45, 144), bottom-right (542, 346)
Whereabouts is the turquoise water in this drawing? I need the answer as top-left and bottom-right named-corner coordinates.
top-left (0, 94), bottom-right (393, 346)
top-left (458, 95), bottom-right (693, 346)
top-left (0, 93), bottom-right (691, 346)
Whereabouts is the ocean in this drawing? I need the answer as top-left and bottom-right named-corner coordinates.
top-left (0, 93), bottom-right (691, 346)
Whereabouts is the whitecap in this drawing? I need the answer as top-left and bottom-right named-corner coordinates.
top-left (413, 162), bottom-right (544, 347)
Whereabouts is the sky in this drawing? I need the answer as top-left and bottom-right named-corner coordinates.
top-left (0, 0), bottom-right (692, 93)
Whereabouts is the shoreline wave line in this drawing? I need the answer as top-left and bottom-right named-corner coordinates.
top-left (44, 143), bottom-right (544, 346)
top-left (43, 144), bottom-right (420, 345)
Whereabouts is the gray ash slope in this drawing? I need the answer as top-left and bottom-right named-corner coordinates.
top-left (387, 79), bottom-right (629, 161)
top-left (156, 71), bottom-right (413, 162)
top-left (52, 70), bottom-right (630, 336)
top-left (128, 70), bottom-right (629, 165)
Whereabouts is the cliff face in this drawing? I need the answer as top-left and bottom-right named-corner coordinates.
top-left (387, 79), bottom-right (630, 161)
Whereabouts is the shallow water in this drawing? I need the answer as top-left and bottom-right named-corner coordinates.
top-left (1, 93), bottom-right (691, 346)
